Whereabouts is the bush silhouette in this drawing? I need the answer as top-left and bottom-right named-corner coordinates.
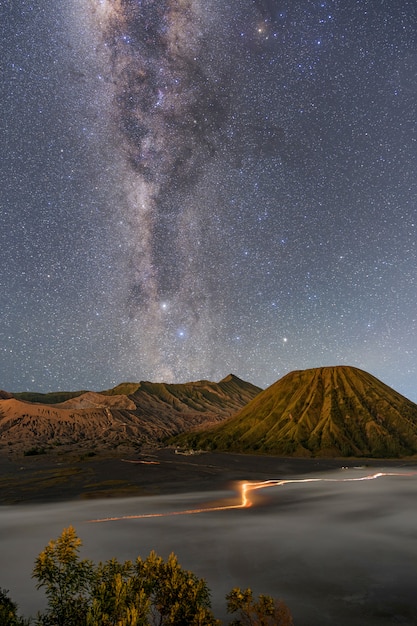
top-left (2, 527), bottom-right (293, 625)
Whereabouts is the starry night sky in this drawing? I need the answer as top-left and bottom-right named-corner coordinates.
top-left (1, 0), bottom-right (416, 400)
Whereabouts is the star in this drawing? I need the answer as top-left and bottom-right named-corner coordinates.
top-left (0, 0), bottom-right (415, 404)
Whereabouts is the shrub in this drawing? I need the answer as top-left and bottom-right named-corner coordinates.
top-left (0, 588), bottom-right (28, 625)
top-left (0, 527), bottom-right (295, 625)
top-left (226, 587), bottom-right (294, 626)
top-left (23, 447), bottom-right (46, 457)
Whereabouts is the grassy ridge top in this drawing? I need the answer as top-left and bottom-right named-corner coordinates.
top-left (12, 390), bottom-right (88, 404)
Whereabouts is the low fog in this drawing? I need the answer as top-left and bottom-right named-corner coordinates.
top-left (1, 467), bottom-right (417, 625)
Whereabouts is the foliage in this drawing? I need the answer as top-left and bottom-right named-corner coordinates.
top-left (32, 526), bottom-right (94, 626)
top-left (0, 588), bottom-right (28, 626)
top-left (0, 528), bottom-right (295, 625)
top-left (87, 551), bottom-right (218, 625)
top-left (226, 588), bottom-right (294, 626)
top-left (23, 447), bottom-right (47, 457)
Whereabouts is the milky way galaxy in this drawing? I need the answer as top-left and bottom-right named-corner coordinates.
top-left (89, 0), bottom-right (233, 380)
top-left (1, 0), bottom-right (416, 394)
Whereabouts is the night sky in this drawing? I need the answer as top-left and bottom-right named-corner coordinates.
top-left (1, 0), bottom-right (416, 400)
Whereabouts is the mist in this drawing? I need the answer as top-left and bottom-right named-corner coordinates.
top-left (1, 467), bottom-right (417, 625)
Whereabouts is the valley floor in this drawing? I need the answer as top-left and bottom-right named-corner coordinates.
top-left (1, 447), bottom-right (417, 504)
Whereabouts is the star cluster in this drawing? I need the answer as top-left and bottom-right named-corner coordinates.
top-left (1, 0), bottom-right (416, 400)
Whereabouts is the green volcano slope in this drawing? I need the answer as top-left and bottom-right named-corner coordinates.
top-left (174, 366), bottom-right (417, 458)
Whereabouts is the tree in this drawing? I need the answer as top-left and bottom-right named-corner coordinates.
top-left (0, 588), bottom-right (28, 626)
top-left (226, 587), bottom-right (293, 626)
top-left (135, 550), bottom-right (217, 626)
top-left (32, 528), bottom-right (219, 625)
top-left (32, 525), bottom-right (94, 626)
top-left (88, 551), bottom-right (218, 626)
top-left (87, 557), bottom-right (150, 626)
top-left (27, 528), bottom-right (293, 625)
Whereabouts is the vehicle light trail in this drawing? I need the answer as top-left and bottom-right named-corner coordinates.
top-left (87, 471), bottom-right (415, 523)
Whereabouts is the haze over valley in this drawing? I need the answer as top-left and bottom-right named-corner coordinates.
top-left (1, 464), bottom-right (417, 626)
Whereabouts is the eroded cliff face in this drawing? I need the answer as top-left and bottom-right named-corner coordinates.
top-left (0, 375), bottom-right (261, 453)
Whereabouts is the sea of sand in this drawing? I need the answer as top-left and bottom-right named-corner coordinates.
top-left (1, 447), bottom-right (414, 504)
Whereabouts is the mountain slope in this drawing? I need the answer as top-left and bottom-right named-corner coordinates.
top-left (0, 375), bottom-right (261, 453)
top-left (174, 366), bottom-right (417, 458)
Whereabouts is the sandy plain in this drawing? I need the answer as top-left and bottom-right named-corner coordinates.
top-left (2, 447), bottom-right (415, 504)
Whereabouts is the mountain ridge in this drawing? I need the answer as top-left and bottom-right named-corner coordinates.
top-left (174, 366), bottom-right (417, 458)
top-left (0, 375), bottom-right (261, 454)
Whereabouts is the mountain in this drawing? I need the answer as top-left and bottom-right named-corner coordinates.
top-left (0, 375), bottom-right (261, 454)
top-left (174, 366), bottom-right (417, 458)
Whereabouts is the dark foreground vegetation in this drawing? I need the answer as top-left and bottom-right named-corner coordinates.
top-left (1, 527), bottom-right (293, 626)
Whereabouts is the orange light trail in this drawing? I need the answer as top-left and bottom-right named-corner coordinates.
top-left (87, 471), bottom-right (415, 523)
